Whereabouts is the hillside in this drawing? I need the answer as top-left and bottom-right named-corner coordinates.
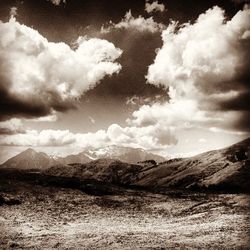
top-left (134, 138), bottom-right (250, 192)
top-left (44, 159), bottom-right (146, 186)
top-left (44, 138), bottom-right (250, 193)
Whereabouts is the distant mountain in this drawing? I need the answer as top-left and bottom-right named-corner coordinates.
top-left (1, 146), bottom-right (165, 169)
top-left (0, 148), bottom-right (57, 170)
top-left (53, 146), bottom-right (165, 165)
top-left (84, 145), bottom-right (165, 164)
top-left (56, 152), bottom-right (92, 165)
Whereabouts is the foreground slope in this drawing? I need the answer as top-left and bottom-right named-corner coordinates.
top-left (134, 138), bottom-right (250, 192)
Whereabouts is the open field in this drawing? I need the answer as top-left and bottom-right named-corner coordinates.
top-left (0, 179), bottom-right (249, 249)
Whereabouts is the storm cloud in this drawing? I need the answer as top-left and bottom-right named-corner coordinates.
top-left (0, 17), bottom-right (122, 120)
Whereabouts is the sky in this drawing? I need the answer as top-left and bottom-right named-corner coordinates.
top-left (0, 0), bottom-right (249, 163)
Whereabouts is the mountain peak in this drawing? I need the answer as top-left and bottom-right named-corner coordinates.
top-left (1, 148), bottom-right (55, 170)
top-left (23, 148), bottom-right (37, 154)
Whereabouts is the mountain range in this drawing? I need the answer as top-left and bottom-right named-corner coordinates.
top-left (0, 145), bottom-right (165, 169)
top-left (44, 138), bottom-right (250, 192)
top-left (1, 138), bottom-right (249, 193)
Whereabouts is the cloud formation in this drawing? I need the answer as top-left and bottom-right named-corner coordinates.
top-left (9, 7), bottom-right (17, 17)
top-left (0, 118), bottom-right (25, 135)
top-left (0, 17), bottom-right (122, 120)
top-left (101, 10), bottom-right (165, 33)
top-left (143, 5), bottom-right (250, 133)
top-left (49, 0), bottom-right (66, 6)
top-left (145, 1), bottom-right (165, 13)
top-left (0, 123), bottom-right (177, 151)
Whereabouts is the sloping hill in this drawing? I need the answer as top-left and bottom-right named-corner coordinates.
top-left (1, 148), bottom-right (57, 170)
top-left (44, 158), bottom-right (145, 186)
top-left (134, 138), bottom-right (250, 192)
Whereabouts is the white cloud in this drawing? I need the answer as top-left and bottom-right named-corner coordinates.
top-left (143, 6), bottom-right (250, 133)
top-left (0, 118), bottom-right (24, 135)
top-left (9, 7), bottom-right (17, 18)
top-left (26, 112), bottom-right (58, 122)
top-left (147, 6), bottom-right (250, 96)
top-left (49, 0), bottom-right (66, 6)
top-left (128, 99), bottom-right (210, 127)
top-left (0, 129), bottom-right (75, 147)
top-left (101, 10), bottom-right (165, 33)
top-left (0, 123), bottom-right (177, 151)
top-left (145, 1), bottom-right (166, 13)
top-left (88, 116), bottom-right (96, 124)
top-left (125, 95), bottom-right (164, 107)
top-left (0, 17), bottom-right (122, 119)
top-left (198, 138), bottom-right (207, 143)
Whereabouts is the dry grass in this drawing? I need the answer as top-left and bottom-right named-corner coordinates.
top-left (0, 182), bottom-right (249, 249)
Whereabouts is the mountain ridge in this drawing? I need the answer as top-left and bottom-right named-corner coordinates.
top-left (0, 145), bottom-right (165, 169)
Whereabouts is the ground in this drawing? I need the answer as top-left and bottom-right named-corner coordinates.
top-left (0, 180), bottom-right (249, 249)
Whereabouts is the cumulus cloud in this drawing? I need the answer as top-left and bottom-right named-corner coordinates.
top-left (26, 112), bottom-right (58, 122)
top-left (101, 10), bottom-right (165, 33)
top-left (0, 17), bottom-right (122, 120)
top-left (0, 129), bottom-right (76, 147)
top-left (0, 118), bottom-right (25, 135)
top-left (143, 5), bottom-right (250, 133)
top-left (0, 123), bottom-right (177, 151)
top-left (125, 95), bottom-right (166, 107)
top-left (145, 1), bottom-right (166, 13)
top-left (9, 7), bottom-right (17, 18)
top-left (49, 0), bottom-right (66, 6)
